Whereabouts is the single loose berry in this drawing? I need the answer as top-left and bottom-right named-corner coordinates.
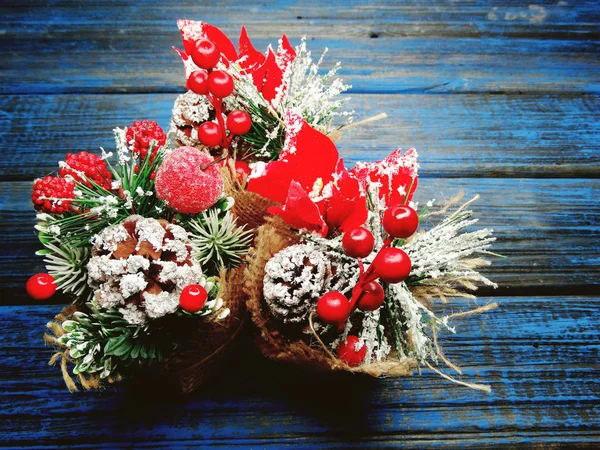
top-left (383, 205), bottom-right (419, 239)
top-left (179, 284), bottom-right (208, 313)
top-left (316, 291), bottom-right (350, 325)
top-left (226, 110), bottom-right (252, 135)
top-left (208, 70), bottom-right (234, 98)
top-left (154, 146), bottom-right (223, 214)
top-left (187, 70), bottom-right (210, 95)
top-left (31, 176), bottom-right (75, 215)
top-left (125, 120), bottom-right (167, 161)
top-left (190, 38), bottom-right (220, 70)
top-left (357, 281), bottom-right (385, 312)
top-left (372, 247), bottom-right (412, 284)
top-left (198, 122), bottom-right (223, 147)
top-left (342, 227), bottom-right (375, 258)
top-left (234, 160), bottom-right (251, 179)
top-left (337, 335), bottom-right (366, 367)
top-left (58, 151), bottom-right (112, 189)
top-left (26, 273), bottom-right (56, 300)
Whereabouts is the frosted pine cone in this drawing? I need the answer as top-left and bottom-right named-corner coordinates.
top-left (169, 91), bottom-right (216, 148)
top-left (86, 215), bottom-right (214, 324)
top-left (263, 244), bottom-right (359, 323)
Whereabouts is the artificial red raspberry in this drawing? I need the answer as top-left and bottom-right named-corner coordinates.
top-left (125, 120), bottom-right (167, 161)
top-left (58, 151), bottom-right (112, 189)
top-left (32, 176), bottom-right (75, 214)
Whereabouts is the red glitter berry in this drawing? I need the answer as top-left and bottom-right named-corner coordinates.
top-left (58, 151), bottom-right (112, 189)
top-left (337, 335), bottom-right (367, 367)
top-left (154, 147), bottom-right (224, 214)
top-left (125, 120), bottom-right (167, 160)
top-left (32, 176), bottom-right (75, 214)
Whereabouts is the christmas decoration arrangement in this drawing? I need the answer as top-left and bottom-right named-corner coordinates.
top-left (34, 121), bottom-right (252, 393)
top-left (30, 19), bottom-right (498, 393)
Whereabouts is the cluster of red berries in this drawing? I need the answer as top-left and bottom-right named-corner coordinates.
top-left (186, 38), bottom-right (252, 148)
top-left (58, 151), bottom-right (112, 189)
top-left (125, 120), bottom-right (167, 161)
top-left (316, 205), bottom-right (419, 367)
top-left (31, 176), bottom-right (76, 215)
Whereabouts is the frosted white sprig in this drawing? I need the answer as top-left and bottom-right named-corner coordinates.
top-left (37, 240), bottom-right (91, 301)
top-left (404, 195), bottom-right (498, 289)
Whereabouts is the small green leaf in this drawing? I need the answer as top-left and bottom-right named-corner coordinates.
top-left (104, 334), bottom-right (129, 355)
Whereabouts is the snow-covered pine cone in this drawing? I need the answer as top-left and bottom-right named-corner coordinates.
top-left (169, 91), bottom-right (216, 148)
top-left (263, 243), bottom-right (359, 324)
top-left (86, 215), bottom-right (213, 325)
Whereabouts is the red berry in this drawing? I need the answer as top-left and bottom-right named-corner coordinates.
top-left (316, 291), bottom-right (350, 325)
top-left (337, 335), bottom-right (366, 367)
top-left (208, 70), bottom-right (234, 98)
top-left (383, 205), bottom-right (419, 239)
top-left (31, 176), bottom-right (75, 215)
top-left (357, 281), bottom-right (385, 311)
top-left (234, 160), bottom-right (251, 179)
top-left (26, 273), bottom-right (56, 300)
top-left (342, 227), bottom-right (374, 258)
top-left (372, 247), bottom-right (412, 284)
top-left (198, 122), bottom-right (223, 147)
top-left (190, 38), bottom-right (220, 70)
top-left (58, 151), bottom-right (112, 189)
top-left (125, 120), bottom-right (167, 161)
top-left (226, 110), bottom-right (252, 135)
top-left (187, 70), bottom-right (210, 95)
top-left (179, 284), bottom-right (208, 313)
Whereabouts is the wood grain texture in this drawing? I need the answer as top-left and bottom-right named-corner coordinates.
top-left (1, 299), bottom-right (598, 448)
top-left (1, 0), bottom-right (599, 447)
top-left (1, 1), bottom-right (599, 94)
top-left (1, 177), bottom-right (598, 305)
top-left (2, 93), bottom-right (599, 179)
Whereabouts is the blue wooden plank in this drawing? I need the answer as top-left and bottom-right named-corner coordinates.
top-left (1, 93), bottom-right (598, 179)
top-left (0, 1), bottom-right (598, 94)
top-left (0, 300), bottom-right (598, 447)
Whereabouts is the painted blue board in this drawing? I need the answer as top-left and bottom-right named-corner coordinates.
top-left (1, 0), bottom-right (599, 447)
top-left (0, 300), bottom-right (599, 448)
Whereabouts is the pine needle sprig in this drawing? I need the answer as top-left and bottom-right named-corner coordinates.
top-left (61, 305), bottom-right (165, 379)
top-left (36, 239), bottom-right (91, 302)
top-left (187, 208), bottom-right (254, 274)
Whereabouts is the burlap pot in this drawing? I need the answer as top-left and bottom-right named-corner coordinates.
top-left (243, 216), bottom-right (418, 377)
top-left (45, 267), bottom-right (247, 394)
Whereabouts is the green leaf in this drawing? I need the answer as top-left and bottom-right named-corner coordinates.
top-left (130, 342), bottom-right (141, 359)
top-left (104, 334), bottom-right (130, 356)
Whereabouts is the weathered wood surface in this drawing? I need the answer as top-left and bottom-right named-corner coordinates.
top-left (2, 93), bottom-right (599, 179)
top-left (1, 299), bottom-right (599, 448)
top-left (1, 1), bottom-right (599, 94)
top-left (1, 0), bottom-right (599, 447)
